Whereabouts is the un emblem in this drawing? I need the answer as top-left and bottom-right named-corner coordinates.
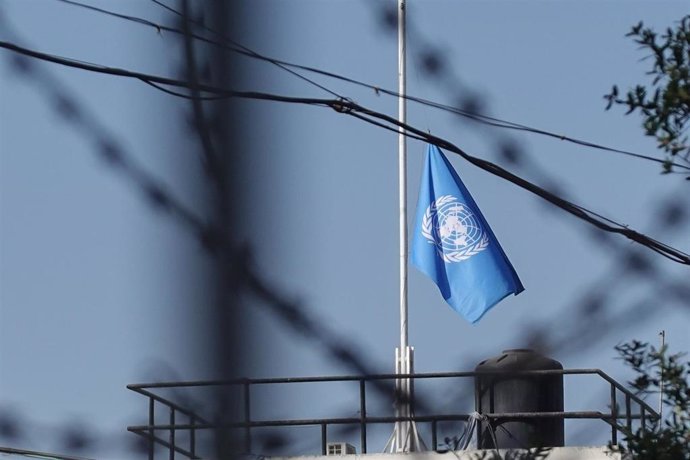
top-left (421, 195), bottom-right (489, 263)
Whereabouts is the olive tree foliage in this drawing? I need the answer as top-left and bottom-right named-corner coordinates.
top-left (605, 16), bottom-right (690, 176)
top-left (613, 341), bottom-right (690, 459)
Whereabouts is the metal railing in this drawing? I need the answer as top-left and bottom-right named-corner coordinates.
top-left (127, 369), bottom-right (659, 459)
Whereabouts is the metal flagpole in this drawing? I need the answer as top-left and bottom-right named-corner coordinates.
top-left (398, 0), bottom-right (408, 362)
top-left (396, 0), bottom-right (410, 449)
top-left (384, 0), bottom-right (425, 452)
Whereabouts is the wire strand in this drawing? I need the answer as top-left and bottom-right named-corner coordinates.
top-left (51, 0), bottom-right (690, 172)
top-left (1, 39), bottom-right (688, 265)
top-left (147, 0), bottom-right (690, 172)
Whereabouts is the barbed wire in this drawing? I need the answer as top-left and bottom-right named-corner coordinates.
top-left (365, 0), bottom-right (690, 351)
top-left (2, 2), bottom-right (689, 458)
top-left (0, 17), bottom-right (407, 458)
top-left (358, 1), bottom-right (690, 446)
top-left (172, 0), bottom-right (687, 449)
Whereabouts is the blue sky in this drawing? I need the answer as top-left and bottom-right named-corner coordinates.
top-left (1, 1), bottom-right (689, 458)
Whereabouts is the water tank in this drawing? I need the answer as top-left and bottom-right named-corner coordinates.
top-left (475, 349), bottom-right (564, 449)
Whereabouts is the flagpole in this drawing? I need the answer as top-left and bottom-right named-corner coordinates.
top-left (384, 1), bottom-right (425, 451)
top-left (398, 0), bottom-right (408, 360)
top-left (394, 0), bottom-right (418, 452)
top-left (393, 0), bottom-right (410, 449)
top-left (397, 0), bottom-right (408, 449)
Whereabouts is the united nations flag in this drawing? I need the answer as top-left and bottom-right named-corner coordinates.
top-left (411, 144), bottom-right (524, 323)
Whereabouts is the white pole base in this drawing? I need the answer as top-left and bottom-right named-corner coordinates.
top-left (384, 346), bottom-right (427, 453)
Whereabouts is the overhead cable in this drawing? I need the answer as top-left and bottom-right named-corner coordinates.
top-left (52, 0), bottom-right (343, 99)
top-left (1, 39), bottom-right (688, 265)
top-left (52, 0), bottom-right (690, 173)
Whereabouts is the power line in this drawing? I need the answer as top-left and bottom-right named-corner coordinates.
top-left (1, 39), bottom-right (688, 265)
top-left (51, 0), bottom-right (690, 173)
top-left (0, 40), bottom-right (329, 105)
top-left (51, 0), bottom-right (344, 99)
top-left (149, 0), bottom-right (344, 99)
top-left (139, 79), bottom-right (228, 100)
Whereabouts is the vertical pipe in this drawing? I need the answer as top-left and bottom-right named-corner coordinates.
top-left (244, 381), bottom-right (252, 453)
top-left (431, 420), bottom-right (437, 451)
top-left (359, 380), bottom-right (367, 453)
top-left (409, 347), bottom-right (415, 415)
top-left (640, 407), bottom-right (646, 434)
top-left (169, 408), bottom-right (176, 460)
top-left (190, 415), bottom-right (196, 459)
top-left (395, 0), bottom-right (409, 452)
top-left (321, 424), bottom-right (328, 455)
top-left (148, 398), bottom-right (155, 460)
top-left (474, 378), bottom-right (481, 447)
top-left (394, 347), bottom-right (402, 449)
top-left (610, 384), bottom-right (617, 445)
top-left (398, 0), bottom-right (408, 355)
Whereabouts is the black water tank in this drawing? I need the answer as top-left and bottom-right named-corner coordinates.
top-left (475, 349), bottom-right (564, 449)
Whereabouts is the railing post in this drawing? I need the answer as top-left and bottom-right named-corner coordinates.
top-left (149, 397), bottom-right (155, 460)
top-left (321, 423), bottom-right (327, 455)
top-left (431, 420), bottom-right (437, 451)
top-left (474, 376), bottom-right (482, 447)
top-left (359, 379), bottom-right (367, 454)
top-left (625, 394), bottom-right (632, 433)
top-left (640, 407), bottom-right (646, 434)
top-left (244, 380), bottom-right (252, 453)
top-left (610, 383), bottom-right (617, 445)
top-left (190, 415), bottom-right (196, 459)
top-left (169, 408), bottom-right (175, 460)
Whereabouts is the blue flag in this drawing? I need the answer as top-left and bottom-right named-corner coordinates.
top-left (411, 144), bottom-right (524, 323)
